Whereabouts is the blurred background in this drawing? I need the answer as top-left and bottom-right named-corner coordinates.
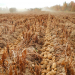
top-left (0, 0), bottom-right (75, 13)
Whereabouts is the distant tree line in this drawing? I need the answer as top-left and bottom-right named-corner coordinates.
top-left (9, 8), bottom-right (17, 13)
top-left (50, 1), bottom-right (75, 12)
top-left (29, 8), bottom-right (41, 11)
top-left (0, 7), bottom-right (17, 13)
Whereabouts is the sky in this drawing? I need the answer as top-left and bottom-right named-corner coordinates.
top-left (0, 0), bottom-right (75, 9)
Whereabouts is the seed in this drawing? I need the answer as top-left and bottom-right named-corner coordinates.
top-left (43, 52), bottom-right (47, 55)
top-left (41, 53), bottom-right (44, 56)
top-left (44, 60), bottom-right (48, 65)
top-left (48, 54), bottom-right (52, 60)
top-left (41, 61), bottom-right (44, 65)
top-left (44, 41), bottom-right (50, 46)
top-left (41, 73), bottom-right (45, 75)
top-left (42, 70), bottom-right (48, 73)
top-left (52, 62), bottom-right (56, 69)
top-left (46, 47), bottom-right (50, 51)
top-left (54, 68), bottom-right (57, 71)
top-left (46, 72), bottom-right (52, 75)
top-left (49, 47), bottom-right (54, 52)
top-left (47, 66), bottom-right (50, 71)
top-left (51, 69), bottom-right (56, 75)
top-left (52, 56), bottom-right (55, 62)
top-left (46, 72), bottom-right (50, 75)
top-left (44, 54), bottom-right (47, 58)
top-left (41, 64), bottom-right (46, 69)
top-left (32, 64), bottom-right (34, 67)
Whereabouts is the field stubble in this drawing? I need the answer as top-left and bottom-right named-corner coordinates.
top-left (0, 11), bottom-right (75, 75)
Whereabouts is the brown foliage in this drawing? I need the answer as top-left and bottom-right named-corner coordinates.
top-left (64, 62), bottom-right (74, 75)
top-left (7, 43), bottom-right (9, 54)
top-left (9, 65), bottom-right (13, 75)
top-left (2, 52), bottom-right (7, 67)
top-left (61, 59), bottom-right (74, 75)
top-left (34, 64), bottom-right (41, 75)
top-left (14, 65), bottom-right (18, 75)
